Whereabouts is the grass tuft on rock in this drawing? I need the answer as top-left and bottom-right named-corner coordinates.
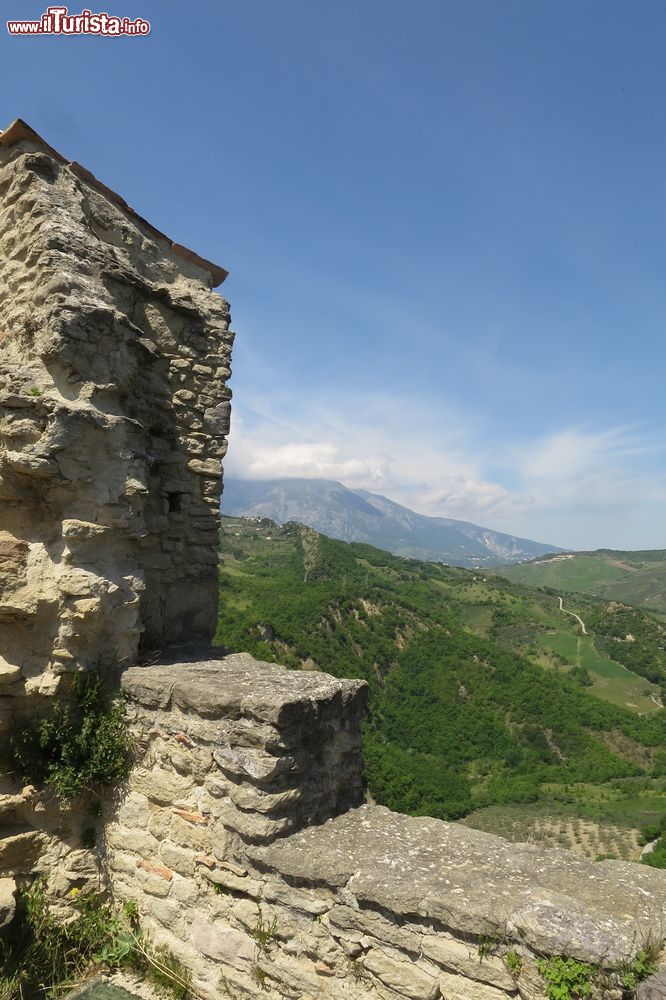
top-left (9, 672), bottom-right (133, 799)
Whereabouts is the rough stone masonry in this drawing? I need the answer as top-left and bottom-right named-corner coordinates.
top-left (0, 118), bottom-right (232, 712)
top-left (0, 119), bottom-right (665, 1000)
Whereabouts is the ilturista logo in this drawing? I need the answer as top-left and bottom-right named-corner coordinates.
top-left (7, 6), bottom-right (151, 35)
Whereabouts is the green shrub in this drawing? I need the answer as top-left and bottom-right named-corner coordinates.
top-left (536, 957), bottom-right (595, 999)
top-left (569, 667), bottom-right (593, 687)
top-left (0, 882), bottom-right (193, 1000)
top-left (643, 842), bottom-right (666, 868)
top-left (618, 944), bottom-right (661, 991)
top-left (250, 910), bottom-right (278, 952)
top-left (143, 947), bottom-right (192, 1000)
top-left (504, 949), bottom-right (523, 976)
top-left (536, 946), bottom-right (661, 1000)
top-left (0, 880), bottom-right (120, 998)
top-left (10, 672), bottom-right (133, 798)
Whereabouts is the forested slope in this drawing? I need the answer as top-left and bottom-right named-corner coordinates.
top-left (216, 517), bottom-right (666, 823)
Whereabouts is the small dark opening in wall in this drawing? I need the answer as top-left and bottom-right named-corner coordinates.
top-left (167, 492), bottom-right (183, 513)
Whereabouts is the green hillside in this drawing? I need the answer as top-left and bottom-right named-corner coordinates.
top-left (497, 550), bottom-right (666, 616)
top-left (215, 517), bottom-right (666, 851)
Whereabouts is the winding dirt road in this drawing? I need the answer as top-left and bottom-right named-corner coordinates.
top-left (557, 596), bottom-right (588, 635)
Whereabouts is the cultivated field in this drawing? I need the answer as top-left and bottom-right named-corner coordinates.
top-left (498, 549), bottom-right (666, 616)
top-left (461, 781), bottom-right (666, 861)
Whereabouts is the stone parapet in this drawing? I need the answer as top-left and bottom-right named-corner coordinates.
top-left (106, 655), bottom-right (666, 1000)
top-left (252, 804), bottom-right (666, 966)
top-left (119, 652), bottom-right (368, 846)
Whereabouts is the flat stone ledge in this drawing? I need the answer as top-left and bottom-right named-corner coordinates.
top-left (249, 804), bottom-right (666, 966)
top-left (121, 651), bottom-right (367, 727)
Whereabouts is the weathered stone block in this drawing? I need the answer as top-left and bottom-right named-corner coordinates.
top-left (160, 843), bottom-right (196, 878)
top-left (169, 812), bottom-right (213, 853)
top-left (0, 829), bottom-right (44, 873)
top-left (421, 936), bottom-right (516, 990)
top-left (438, 970), bottom-right (513, 1000)
top-left (201, 867), bottom-right (263, 897)
top-left (105, 826), bottom-right (158, 859)
top-left (132, 768), bottom-right (193, 806)
top-left (637, 970), bottom-right (666, 1000)
top-left (115, 791), bottom-right (151, 830)
top-left (143, 876), bottom-right (172, 899)
top-left (190, 914), bottom-right (255, 969)
top-left (144, 896), bottom-right (182, 933)
top-left (363, 946), bottom-right (439, 1000)
top-left (0, 877), bottom-right (16, 928)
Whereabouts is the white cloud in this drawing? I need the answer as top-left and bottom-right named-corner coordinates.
top-left (227, 394), bottom-right (516, 521)
top-left (229, 435), bottom-right (391, 485)
top-left (414, 480), bottom-right (511, 515)
top-left (224, 390), bottom-right (666, 549)
top-left (507, 426), bottom-right (666, 509)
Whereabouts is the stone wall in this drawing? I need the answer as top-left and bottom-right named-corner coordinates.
top-left (109, 655), bottom-right (666, 1000)
top-left (0, 781), bottom-right (102, 903)
top-left (0, 120), bottom-right (233, 719)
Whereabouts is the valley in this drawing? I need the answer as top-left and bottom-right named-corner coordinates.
top-left (216, 516), bottom-right (666, 865)
top-left (498, 549), bottom-right (666, 617)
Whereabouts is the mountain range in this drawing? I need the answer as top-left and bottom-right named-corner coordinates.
top-left (222, 477), bottom-right (564, 568)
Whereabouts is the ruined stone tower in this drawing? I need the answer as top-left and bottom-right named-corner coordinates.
top-left (0, 120), bottom-right (233, 707)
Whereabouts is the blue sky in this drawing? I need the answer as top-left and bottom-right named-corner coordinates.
top-left (1, 1), bottom-right (665, 549)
